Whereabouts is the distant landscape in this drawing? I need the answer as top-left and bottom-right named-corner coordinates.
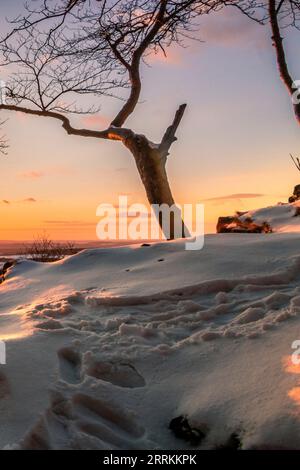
top-left (0, 239), bottom-right (154, 256)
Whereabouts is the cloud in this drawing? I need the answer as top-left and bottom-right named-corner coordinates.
top-left (198, 8), bottom-right (268, 49)
top-left (23, 198), bottom-right (37, 203)
top-left (203, 193), bottom-right (265, 202)
top-left (135, 8), bottom-right (267, 69)
top-left (82, 115), bottom-right (110, 129)
top-left (19, 171), bottom-right (44, 180)
top-left (14, 113), bottom-right (29, 122)
top-left (115, 167), bottom-right (128, 173)
top-left (44, 220), bottom-right (95, 227)
top-left (1, 197), bottom-right (37, 205)
top-left (18, 166), bottom-right (74, 180)
top-left (147, 47), bottom-right (182, 65)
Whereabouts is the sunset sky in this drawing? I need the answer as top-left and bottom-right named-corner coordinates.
top-left (1, 2), bottom-right (300, 240)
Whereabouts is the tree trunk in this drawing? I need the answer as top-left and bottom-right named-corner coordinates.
top-left (124, 134), bottom-right (187, 240)
top-left (269, 0), bottom-right (300, 124)
top-left (0, 102), bottom-right (189, 239)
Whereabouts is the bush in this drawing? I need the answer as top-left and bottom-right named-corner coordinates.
top-left (22, 234), bottom-right (78, 262)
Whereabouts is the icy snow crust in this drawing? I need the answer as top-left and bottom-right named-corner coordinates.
top-left (2, 234), bottom-right (300, 449)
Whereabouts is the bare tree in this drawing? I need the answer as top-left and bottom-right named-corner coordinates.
top-left (230, 1), bottom-right (300, 124)
top-left (0, 0), bottom-right (225, 239)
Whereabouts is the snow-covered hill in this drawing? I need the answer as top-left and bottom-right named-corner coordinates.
top-left (241, 201), bottom-right (300, 232)
top-left (218, 201), bottom-right (300, 233)
top-left (1, 235), bottom-right (300, 449)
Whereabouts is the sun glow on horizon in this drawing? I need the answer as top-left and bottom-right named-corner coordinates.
top-left (1, 6), bottom-right (300, 241)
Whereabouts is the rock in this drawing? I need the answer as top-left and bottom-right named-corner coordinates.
top-left (216, 216), bottom-right (271, 234)
top-left (215, 432), bottom-right (242, 450)
top-left (2, 261), bottom-right (15, 273)
top-left (169, 415), bottom-right (207, 445)
top-left (288, 184), bottom-right (300, 203)
top-left (216, 216), bottom-right (235, 233)
top-left (0, 260), bottom-right (16, 285)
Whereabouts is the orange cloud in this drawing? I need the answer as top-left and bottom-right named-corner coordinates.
top-left (19, 171), bottom-right (44, 180)
top-left (44, 220), bottom-right (95, 228)
top-left (203, 193), bottom-right (265, 202)
top-left (83, 114), bottom-right (110, 129)
top-left (18, 166), bottom-right (74, 180)
top-left (14, 113), bottom-right (29, 122)
top-left (147, 47), bottom-right (182, 65)
top-left (23, 198), bottom-right (36, 203)
top-left (1, 198), bottom-right (37, 205)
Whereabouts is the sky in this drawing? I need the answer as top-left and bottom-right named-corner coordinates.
top-left (0, 1), bottom-right (300, 240)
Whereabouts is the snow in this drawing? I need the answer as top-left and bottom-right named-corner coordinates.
top-left (2, 234), bottom-right (300, 449)
top-left (239, 201), bottom-right (300, 232)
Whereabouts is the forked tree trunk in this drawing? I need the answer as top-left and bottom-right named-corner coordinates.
top-left (125, 134), bottom-right (187, 240)
top-left (0, 103), bottom-right (189, 240)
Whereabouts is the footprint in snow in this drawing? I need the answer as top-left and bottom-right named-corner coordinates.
top-left (85, 359), bottom-right (146, 388)
top-left (72, 393), bottom-right (145, 449)
top-left (36, 319), bottom-right (63, 330)
top-left (57, 346), bottom-right (82, 384)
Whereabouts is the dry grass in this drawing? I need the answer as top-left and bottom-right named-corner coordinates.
top-left (22, 234), bottom-right (79, 262)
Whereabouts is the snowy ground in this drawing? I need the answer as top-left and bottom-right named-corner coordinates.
top-left (2, 234), bottom-right (300, 449)
top-left (239, 200), bottom-right (300, 232)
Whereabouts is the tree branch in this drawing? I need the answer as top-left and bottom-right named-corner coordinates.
top-left (0, 104), bottom-right (134, 142)
top-left (110, 0), bottom-right (168, 127)
top-left (110, 64), bottom-right (142, 127)
top-left (290, 153), bottom-right (300, 171)
top-left (159, 103), bottom-right (187, 162)
top-left (276, 0), bottom-right (285, 14)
